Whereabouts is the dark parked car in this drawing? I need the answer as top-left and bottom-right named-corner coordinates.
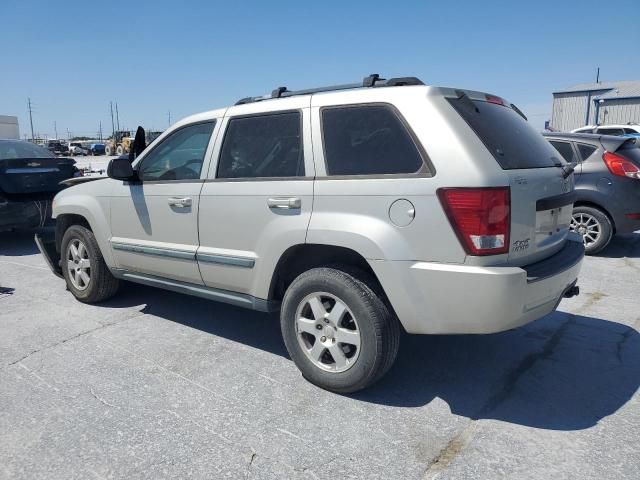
top-left (543, 132), bottom-right (640, 254)
top-left (46, 140), bottom-right (70, 156)
top-left (89, 143), bottom-right (106, 155)
top-left (0, 140), bottom-right (81, 231)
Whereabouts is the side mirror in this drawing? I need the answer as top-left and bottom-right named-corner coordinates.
top-left (107, 157), bottom-right (137, 181)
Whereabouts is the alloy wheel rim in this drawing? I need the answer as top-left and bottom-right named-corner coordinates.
top-left (570, 212), bottom-right (601, 247)
top-left (66, 239), bottom-right (91, 290)
top-left (295, 292), bottom-right (361, 373)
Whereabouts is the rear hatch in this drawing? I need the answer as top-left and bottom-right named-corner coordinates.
top-left (448, 91), bottom-right (575, 266)
top-left (0, 157), bottom-right (77, 195)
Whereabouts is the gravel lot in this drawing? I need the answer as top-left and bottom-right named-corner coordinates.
top-left (1, 230), bottom-right (639, 479)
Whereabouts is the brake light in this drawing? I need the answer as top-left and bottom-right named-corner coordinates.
top-left (603, 151), bottom-right (640, 179)
top-left (485, 94), bottom-right (505, 106)
top-left (438, 187), bottom-right (510, 256)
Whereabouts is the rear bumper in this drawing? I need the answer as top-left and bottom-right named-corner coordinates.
top-left (0, 201), bottom-right (42, 231)
top-left (370, 235), bottom-right (585, 334)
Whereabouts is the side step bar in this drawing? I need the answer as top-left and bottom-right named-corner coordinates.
top-left (113, 270), bottom-right (280, 313)
top-left (34, 232), bottom-right (63, 278)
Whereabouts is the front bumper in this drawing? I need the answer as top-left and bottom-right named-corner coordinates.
top-left (370, 236), bottom-right (585, 335)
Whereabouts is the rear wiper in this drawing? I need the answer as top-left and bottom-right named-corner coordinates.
top-left (551, 156), bottom-right (575, 178)
top-left (510, 103), bottom-right (528, 121)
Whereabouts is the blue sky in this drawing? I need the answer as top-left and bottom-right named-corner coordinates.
top-left (2, 0), bottom-right (639, 138)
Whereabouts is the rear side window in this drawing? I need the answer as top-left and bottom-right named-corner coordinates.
top-left (448, 97), bottom-right (559, 169)
top-left (217, 112), bottom-right (304, 179)
top-left (577, 143), bottom-right (597, 161)
top-left (548, 141), bottom-right (577, 163)
top-left (321, 105), bottom-right (425, 176)
top-left (597, 128), bottom-right (624, 136)
top-left (624, 128), bottom-right (640, 135)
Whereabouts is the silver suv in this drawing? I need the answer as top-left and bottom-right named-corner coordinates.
top-left (37, 75), bottom-right (584, 392)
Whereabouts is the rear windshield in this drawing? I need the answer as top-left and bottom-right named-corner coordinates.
top-left (618, 144), bottom-right (640, 165)
top-left (448, 97), bottom-right (560, 170)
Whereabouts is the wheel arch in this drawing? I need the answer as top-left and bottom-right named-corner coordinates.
top-left (573, 200), bottom-right (616, 233)
top-left (268, 244), bottom-right (385, 302)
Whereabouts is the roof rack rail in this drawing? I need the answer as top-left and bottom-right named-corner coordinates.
top-left (235, 74), bottom-right (424, 105)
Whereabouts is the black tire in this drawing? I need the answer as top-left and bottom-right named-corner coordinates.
top-left (60, 225), bottom-right (119, 303)
top-left (571, 206), bottom-right (613, 255)
top-left (280, 267), bottom-right (400, 393)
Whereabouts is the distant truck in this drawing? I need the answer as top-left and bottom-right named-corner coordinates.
top-left (0, 115), bottom-right (20, 139)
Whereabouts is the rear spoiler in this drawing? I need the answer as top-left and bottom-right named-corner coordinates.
top-left (600, 135), bottom-right (637, 152)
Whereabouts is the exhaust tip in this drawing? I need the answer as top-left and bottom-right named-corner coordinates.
top-left (563, 285), bottom-right (580, 298)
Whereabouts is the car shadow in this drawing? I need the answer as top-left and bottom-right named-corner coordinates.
top-left (0, 229), bottom-right (45, 256)
top-left (596, 232), bottom-right (640, 259)
top-left (100, 283), bottom-right (639, 431)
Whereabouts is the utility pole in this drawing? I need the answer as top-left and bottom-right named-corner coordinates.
top-left (596, 67), bottom-right (600, 84)
top-left (115, 102), bottom-right (120, 132)
top-left (27, 98), bottom-right (35, 141)
top-left (110, 101), bottom-right (115, 138)
top-left (99, 121), bottom-right (103, 141)
top-left (167, 110), bottom-right (172, 126)
top-left (54, 121), bottom-right (58, 139)
top-left (67, 128), bottom-right (70, 140)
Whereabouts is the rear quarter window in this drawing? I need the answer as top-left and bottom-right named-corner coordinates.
top-left (448, 97), bottom-right (559, 170)
top-left (321, 104), bottom-right (427, 176)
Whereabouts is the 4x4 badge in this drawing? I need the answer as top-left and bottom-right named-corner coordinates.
top-left (513, 238), bottom-right (530, 252)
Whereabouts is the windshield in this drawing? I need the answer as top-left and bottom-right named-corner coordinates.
top-left (448, 97), bottom-right (560, 170)
top-left (0, 140), bottom-right (56, 160)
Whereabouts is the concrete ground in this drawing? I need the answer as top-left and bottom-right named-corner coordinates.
top-left (0, 231), bottom-right (638, 480)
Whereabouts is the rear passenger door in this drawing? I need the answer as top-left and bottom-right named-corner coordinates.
top-left (197, 97), bottom-right (314, 299)
top-left (548, 140), bottom-right (581, 174)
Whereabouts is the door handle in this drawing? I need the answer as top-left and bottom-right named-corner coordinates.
top-left (267, 197), bottom-right (301, 209)
top-left (168, 197), bottom-right (192, 208)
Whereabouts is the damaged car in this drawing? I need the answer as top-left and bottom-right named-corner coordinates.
top-left (0, 139), bottom-right (81, 231)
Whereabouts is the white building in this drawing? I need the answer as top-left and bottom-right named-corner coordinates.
top-left (0, 115), bottom-right (20, 139)
top-left (551, 80), bottom-right (640, 132)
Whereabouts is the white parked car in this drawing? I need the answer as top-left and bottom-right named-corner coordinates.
top-left (68, 142), bottom-right (88, 156)
top-left (572, 124), bottom-right (640, 137)
top-left (36, 74), bottom-right (584, 392)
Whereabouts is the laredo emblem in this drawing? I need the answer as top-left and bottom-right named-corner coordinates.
top-left (513, 238), bottom-right (530, 252)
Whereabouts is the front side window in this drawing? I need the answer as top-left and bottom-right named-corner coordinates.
top-left (217, 112), bottom-right (304, 179)
top-left (138, 122), bottom-right (215, 181)
top-left (548, 140), bottom-right (577, 163)
top-left (322, 105), bottom-right (425, 176)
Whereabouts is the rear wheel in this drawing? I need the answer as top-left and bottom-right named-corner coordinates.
top-left (61, 225), bottom-right (119, 303)
top-left (105, 145), bottom-right (113, 156)
top-left (116, 145), bottom-right (124, 156)
top-left (570, 206), bottom-right (613, 255)
top-left (280, 267), bottom-right (400, 393)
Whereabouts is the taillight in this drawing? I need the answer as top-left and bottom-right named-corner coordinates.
top-left (603, 151), bottom-right (640, 179)
top-left (438, 187), bottom-right (511, 256)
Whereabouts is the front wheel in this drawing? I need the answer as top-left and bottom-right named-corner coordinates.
top-left (280, 267), bottom-right (400, 393)
top-left (61, 225), bottom-right (120, 303)
top-left (570, 206), bottom-right (613, 255)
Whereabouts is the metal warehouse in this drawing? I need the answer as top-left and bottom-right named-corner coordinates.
top-left (551, 80), bottom-right (640, 132)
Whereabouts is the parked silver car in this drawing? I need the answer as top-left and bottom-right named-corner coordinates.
top-left (37, 75), bottom-right (584, 392)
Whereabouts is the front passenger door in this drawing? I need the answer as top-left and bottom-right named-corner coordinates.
top-left (110, 121), bottom-right (217, 284)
